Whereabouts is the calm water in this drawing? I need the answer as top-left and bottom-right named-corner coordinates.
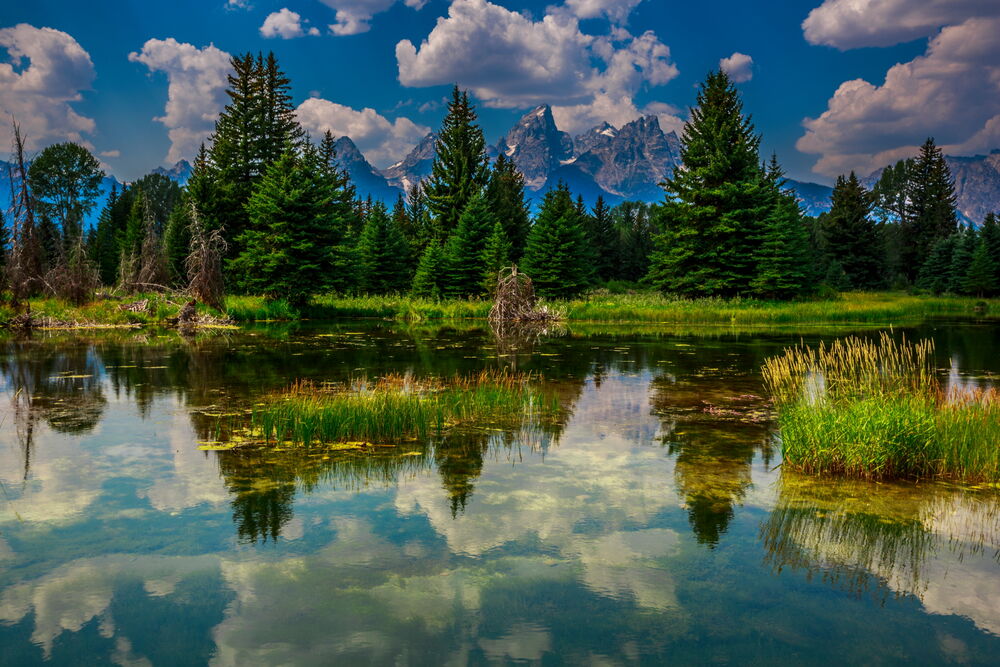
top-left (1, 321), bottom-right (999, 665)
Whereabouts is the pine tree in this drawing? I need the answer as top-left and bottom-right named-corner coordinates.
top-left (916, 235), bottom-right (954, 295)
top-left (230, 151), bottom-right (337, 305)
top-left (411, 241), bottom-right (445, 299)
top-left (587, 195), bottom-right (617, 282)
top-left (315, 131), bottom-right (359, 294)
top-left (964, 237), bottom-right (998, 297)
top-left (441, 192), bottom-right (495, 298)
top-left (521, 183), bottom-right (593, 299)
top-left (751, 158), bottom-right (813, 298)
top-left (163, 194), bottom-right (194, 286)
top-left (485, 152), bottom-right (531, 261)
top-left (424, 87), bottom-right (489, 235)
top-left (613, 201), bottom-right (654, 283)
top-left (208, 52), bottom-right (304, 262)
top-left (821, 172), bottom-right (883, 289)
top-left (647, 70), bottom-right (769, 296)
top-left (948, 228), bottom-right (975, 294)
top-left (980, 212), bottom-right (1000, 287)
top-left (481, 219), bottom-right (512, 295)
top-left (901, 138), bottom-right (958, 281)
top-left (357, 202), bottom-right (411, 294)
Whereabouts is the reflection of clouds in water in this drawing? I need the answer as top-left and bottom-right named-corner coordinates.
top-left (478, 623), bottom-right (551, 662)
top-left (0, 554), bottom-right (217, 659)
top-left (140, 410), bottom-right (229, 512)
top-left (572, 529), bottom-right (681, 610)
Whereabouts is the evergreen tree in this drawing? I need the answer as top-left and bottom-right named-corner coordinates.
top-left (521, 183), bottom-right (593, 299)
top-left (230, 151), bottom-right (337, 306)
top-left (163, 195), bottom-right (194, 286)
top-left (948, 228), bottom-right (975, 294)
top-left (441, 192), bottom-right (495, 297)
top-left (208, 52), bottom-right (304, 261)
top-left (587, 195), bottom-right (617, 282)
top-left (424, 87), bottom-right (489, 235)
top-left (647, 70), bottom-right (769, 296)
top-left (751, 158), bottom-right (813, 298)
top-left (980, 212), bottom-right (1000, 286)
top-left (485, 152), bottom-right (531, 261)
top-left (916, 235), bottom-right (955, 295)
top-left (821, 172), bottom-right (883, 289)
top-left (411, 242), bottom-right (445, 299)
top-left (901, 138), bottom-right (957, 281)
top-left (481, 219), bottom-right (512, 294)
top-left (357, 202), bottom-right (411, 294)
top-left (613, 201), bottom-right (654, 283)
top-left (964, 237), bottom-right (998, 297)
top-left (315, 131), bottom-right (359, 293)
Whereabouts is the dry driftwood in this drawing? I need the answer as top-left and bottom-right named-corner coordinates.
top-left (488, 266), bottom-right (560, 324)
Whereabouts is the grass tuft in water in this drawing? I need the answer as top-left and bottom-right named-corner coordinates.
top-left (234, 370), bottom-right (557, 446)
top-left (763, 333), bottom-right (1000, 482)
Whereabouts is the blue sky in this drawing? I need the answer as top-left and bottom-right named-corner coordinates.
top-left (2, 0), bottom-right (998, 184)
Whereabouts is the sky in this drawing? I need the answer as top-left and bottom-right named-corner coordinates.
top-left (1, 0), bottom-right (998, 185)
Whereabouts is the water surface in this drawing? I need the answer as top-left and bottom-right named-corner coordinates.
top-left (1, 322), bottom-right (998, 665)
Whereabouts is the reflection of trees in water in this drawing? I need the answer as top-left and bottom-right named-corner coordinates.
top-left (760, 473), bottom-right (1000, 601)
top-left (650, 344), bottom-right (775, 548)
top-left (0, 337), bottom-right (107, 478)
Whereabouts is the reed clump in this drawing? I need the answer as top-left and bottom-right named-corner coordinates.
top-left (763, 334), bottom-right (1000, 482)
top-left (237, 370), bottom-right (556, 446)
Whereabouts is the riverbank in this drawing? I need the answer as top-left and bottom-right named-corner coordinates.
top-left (1, 291), bottom-right (997, 329)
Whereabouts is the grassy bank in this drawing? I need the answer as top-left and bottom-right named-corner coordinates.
top-left (220, 370), bottom-right (556, 447)
top-left (2, 290), bottom-right (997, 329)
top-left (764, 334), bottom-right (1000, 483)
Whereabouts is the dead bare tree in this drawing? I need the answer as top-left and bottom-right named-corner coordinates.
top-left (184, 201), bottom-right (227, 310)
top-left (44, 236), bottom-right (100, 305)
top-left (5, 120), bottom-right (43, 305)
top-left (119, 194), bottom-right (169, 294)
top-left (488, 265), bottom-right (559, 324)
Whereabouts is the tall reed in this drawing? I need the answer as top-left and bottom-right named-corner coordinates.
top-left (763, 334), bottom-right (1000, 482)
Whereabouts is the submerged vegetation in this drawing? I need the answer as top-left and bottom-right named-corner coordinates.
top-left (764, 334), bottom-right (1000, 482)
top-left (222, 370), bottom-right (557, 447)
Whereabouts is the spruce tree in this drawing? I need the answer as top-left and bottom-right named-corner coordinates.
top-left (821, 172), bottom-right (883, 289)
top-left (357, 202), bottom-right (411, 294)
top-left (916, 236), bottom-right (955, 295)
top-left (315, 131), bottom-right (359, 293)
top-left (613, 201), bottom-right (654, 283)
top-left (163, 195), bottom-right (194, 286)
top-left (948, 228), bottom-right (975, 294)
top-left (964, 237), bottom-right (998, 297)
top-left (647, 70), bottom-right (769, 296)
top-left (981, 212), bottom-right (1000, 286)
top-left (751, 158), bottom-right (813, 298)
top-left (481, 219), bottom-right (512, 294)
top-left (424, 87), bottom-right (489, 235)
top-left (485, 152), bottom-right (531, 261)
top-left (901, 138), bottom-right (957, 281)
top-left (587, 196), bottom-right (617, 282)
top-left (411, 241), bottom-right (445, 299)
top-left (230, 151), bottom-right (337, 305)
top-left (441, 192), bottom-right (495, 298)
top-left (521, 183), bottom-right (593, 299)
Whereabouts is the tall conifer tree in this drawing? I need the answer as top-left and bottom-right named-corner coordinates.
top-left (821, 172), bottom-right (883, 289)
top-left (485, 152), bottom-right (531, 261)
top-left (441, 193), bottom-right (495, 297)
top-left (522, 183), bottom-right (593, 299)
top-left (357, 202), bottom-right (411, 294)
top-left (901, 138), bottom-right (957, 281)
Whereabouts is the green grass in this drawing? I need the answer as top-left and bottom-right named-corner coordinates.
top-left (225, 370), bottom-right (557, 446)
top-left (764, 334), bottom-right (1000, 483)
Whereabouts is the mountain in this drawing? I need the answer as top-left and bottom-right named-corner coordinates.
top-left (574, 122), bottom-right (618, 157)
top-left (785, 179), bottom-right (834, 217)
top-left (945, 151), bottom-right (1000, 224)
top-left (333, 136), bottom-right (400, 203)
top-left (152, 159), bottom-right (193, 185)
top-left (494, 105), bottom-right (574, 190)
top-left (382, 132), bottom-right (437, 193)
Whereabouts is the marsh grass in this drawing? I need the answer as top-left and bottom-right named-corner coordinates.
top-left (232, 370), bottom-right (557, 447)
top-left (764, 334), bottom-right (1000, 482)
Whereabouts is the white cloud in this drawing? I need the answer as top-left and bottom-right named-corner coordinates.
top-left (559, 0), bottom-right (645, 24)
top-left (129, 38), bottom-right (231, 165)
top-left (295, 97), bottom-right (429, 167)
top-left (719, 52), bottom-right (753, 83)
top-left (99, 149), bottom-right (120, 158)
top-left (261, 8), bottom-right (318, 39)
top-left (396, 0), bottom-right (678, 134)
top-left (226, 0), bottom-right (250, 8)
top-left (321, 0), bottom-right (428, 36)
top-left (797, 16), bottom-right (1000, 177)
top-left (802, 0), bottom-right (1000, 49)
top-left (0, 24), bottom-right (95, 150)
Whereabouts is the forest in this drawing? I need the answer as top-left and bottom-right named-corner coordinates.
top-left (4, 53), bottom-right (1000, 319)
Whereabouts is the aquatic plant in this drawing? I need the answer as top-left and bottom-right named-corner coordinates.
top-left (230, 370), bottom-right (557, 446)
top-left (764, 334), bottom-right (1000, 482)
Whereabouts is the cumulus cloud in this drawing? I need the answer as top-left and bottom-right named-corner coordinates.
top-left (129, 38), bottom-right (231, 165)
top-left (802, 0), bottom-right (1000, 50)
top-left (99, 149), bottom-right (120, 158)
top-left (396, 0), bottom-right (679, 134)
top-left (0, 24), bottom-right (96, 150)
top-left (560, 0), bottom-right (645, 24)
top-left (719, 52), bottom-right (753, 83)
top-left (321, 0), bottom-right (428, 36)
top-left (295, 97), bottom-right (429, 167)
top-left (260, 8), bottom-right (319, 39)
top-left (797, 16), bottom-right (1000, 177)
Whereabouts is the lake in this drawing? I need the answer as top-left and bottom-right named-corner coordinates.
top-left (1, 321), bottom-right (998, 665)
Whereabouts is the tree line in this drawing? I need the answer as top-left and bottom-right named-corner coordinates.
top-left (3, 53), bottom-right (998, 309)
